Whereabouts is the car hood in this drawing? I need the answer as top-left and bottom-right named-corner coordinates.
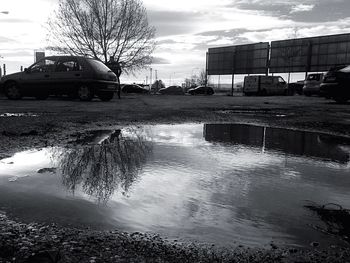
top-left (0, 72), bottom-right (24, 82)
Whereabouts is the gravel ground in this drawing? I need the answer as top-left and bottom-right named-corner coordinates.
top-left (0, 94), bottom-right (350, 262)
top-left (1, 212), bottom-right (350, 263)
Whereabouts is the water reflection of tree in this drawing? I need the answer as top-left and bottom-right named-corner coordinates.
top-left (57, 129), bottom-right (152, 203)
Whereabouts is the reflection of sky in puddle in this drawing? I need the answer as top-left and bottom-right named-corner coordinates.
top-left (0, 113), bottom-right (38, 117)
top-left (0, 124), bottom-right (350, 248)
top-left (0, 149), bottom-right (56, 181)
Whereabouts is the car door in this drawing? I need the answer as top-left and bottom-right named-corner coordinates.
top-left (277, 77), bottom-right (286, 95)
top-left (51, 57), bottom-right (83, 95)
top-left (21, 57), bottom-right (57, 96)
top-left (197, 87), bottom-right (204, 94)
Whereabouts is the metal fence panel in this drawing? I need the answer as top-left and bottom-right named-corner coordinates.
top-left (270, 33), bottom-right (350, 73)
top-left (207, 42), bottom-right (269, 75)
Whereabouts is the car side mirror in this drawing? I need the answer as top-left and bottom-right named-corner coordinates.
top-left (24, 68), bottom-right (29, 73)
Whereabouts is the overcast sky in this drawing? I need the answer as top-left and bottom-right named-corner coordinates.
top-left (1, 0), bottom-right (350, 85)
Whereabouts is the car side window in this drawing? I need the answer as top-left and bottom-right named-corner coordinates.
top-left (278, 77), bottom-right (285, 83)
top-left (56, 59), bottom-right (82, 72)
top-left (30, 58), bottom-right (57, 73)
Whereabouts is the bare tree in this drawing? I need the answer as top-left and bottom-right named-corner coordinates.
top-left (184, 69), bottom-right (210, 89)
top-left (151, 79), bottom-right (165, 93)
top-left (47, 0), bottom-right (156, 72)
top-left (199, 69), bottom-right (210, 86)
top-left (56, 128), bottom-right (153, 203)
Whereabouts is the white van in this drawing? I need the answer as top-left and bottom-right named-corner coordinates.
top-left (243, 76), bottom-right (287, 96)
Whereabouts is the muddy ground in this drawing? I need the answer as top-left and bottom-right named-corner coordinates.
top-left (0, 93), bottom-right (350, 262)
top-left (0, 94), bottom-right (349, 158)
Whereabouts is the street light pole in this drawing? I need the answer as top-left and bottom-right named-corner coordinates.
top-left (150, 67), bottom-right (153, 88)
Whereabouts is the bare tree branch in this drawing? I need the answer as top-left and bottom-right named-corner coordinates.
top-left (47, 0), bottom-right (156, 73)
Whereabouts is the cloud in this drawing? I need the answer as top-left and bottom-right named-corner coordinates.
top-left (148, 10), bottom-right (200, 37)
top-left (291, 1), bottom-right (350, 22)
top-left (235, 0), bottom-right (350, 23)
top-left (151, 56), bottom-right (171, 65)
top-left (290, 4), bottom-right (315, 13)
top-left (0, 50), bottom-right (33, 58)
top-left (0, 36), bottom-right (15, 43)
top-left (0, 18), bottom-right (34, 23)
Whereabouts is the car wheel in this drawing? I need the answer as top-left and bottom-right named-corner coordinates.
top-left (5, 82), bottom-right (22, 100)
top-left (98, 91), bottom-right (114, 101)
top-left (77, 85), bottom-right (93, 101)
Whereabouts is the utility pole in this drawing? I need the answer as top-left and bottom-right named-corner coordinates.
top-left (155, 70), bottom-right (158, 80)
top-left (150, 68), bottom-right (153, 87)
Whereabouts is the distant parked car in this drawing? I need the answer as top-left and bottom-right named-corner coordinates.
top-left (159, 85), bottom-right (184, 95)
top-left (188, 86), bottom-right (214, 95)
top-left (287, 81), bottom-right (304, 95)
top-left (0, 56), bottom-right (118, 101)
top-left (121, 84), bottom-right (149, 94)
top-left (303, 73), bottom-right (324, 96)
top-left (320, 65), bottom-right (350, 103)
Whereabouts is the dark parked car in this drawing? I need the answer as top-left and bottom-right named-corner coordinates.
top-left (188, 86), bottom-right (214, 95)
top-left (320, 65), bottom-right (350, 103)
top-left (121, 84), bottom-right (149, 94)
top-left (0, 56), bottom-right (118, 101)
top-left (158, 85), bottom-right (184, 95)
top-left (287, 81), bottom-right (304, 95)
top-left (303, 73), bottom-right (324, 96)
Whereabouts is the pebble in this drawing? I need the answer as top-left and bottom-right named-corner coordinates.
top-left (311, 242), bottom-right (320, 247)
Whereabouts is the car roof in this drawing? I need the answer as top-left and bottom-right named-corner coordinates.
top-left (124, 84), bottom-right (143, 87)
top-left (41, 55), bottom-right (97, 60)
top-left (308, 73), bottom-right (323, 76)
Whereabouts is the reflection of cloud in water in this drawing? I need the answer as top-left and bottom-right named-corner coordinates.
top-left (133, 124), bottom-right (210, 147)
top-left (55, 129), bottom-right (153, 203)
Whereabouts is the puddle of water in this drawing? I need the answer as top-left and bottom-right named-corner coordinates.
top-left (72, 130), bottom-right (120, 144)
top-left (217, 109), bottom-right (292, 118)
top-left (0, 124), bottom-right (350, 248)
top-left (0, 113), bottom-right (38, 117)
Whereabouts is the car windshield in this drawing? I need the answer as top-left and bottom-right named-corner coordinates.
top-left (278, 77), bottom-right (285, 83)
top-left (307, 74), bottom-right (321, 81)
top-left (328, 65), bottom-right (347, 72)
top-left (87, 59), bottom-right (112, 73)
top-left (339, 65), bottom-right (350, 73)
top-left (29, 58), bottom-right (57, 73)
